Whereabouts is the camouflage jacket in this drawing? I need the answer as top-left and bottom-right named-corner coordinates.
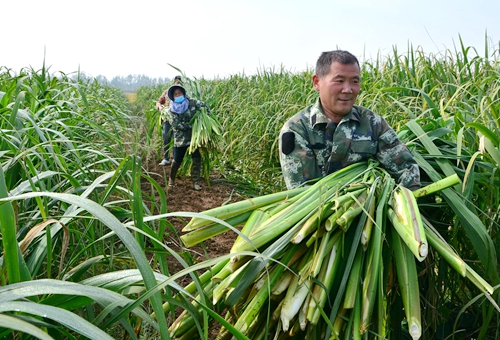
top-left (163, 98), bottom-right (208, 147)
top-left (279, 99), bottom-right (421, 190)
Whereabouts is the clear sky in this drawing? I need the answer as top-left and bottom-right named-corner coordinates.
top-left (3, 0), bottom-right (499, 80)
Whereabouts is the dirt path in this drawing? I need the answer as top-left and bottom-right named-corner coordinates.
top-left (143, 157), bottom-right (246, 278)
top-left (142, 158), bottom-right (248, 338)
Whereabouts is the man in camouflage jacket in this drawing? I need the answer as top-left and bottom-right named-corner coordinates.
top-left (279, 50), bottom-right (420, 190)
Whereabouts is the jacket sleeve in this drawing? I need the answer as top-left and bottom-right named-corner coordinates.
top-left (156, 90), bottom-right (169, 112)
top-left (279, 120), bottom-right (320, 190)
top-left (374, 120), bottom-right (421, 190)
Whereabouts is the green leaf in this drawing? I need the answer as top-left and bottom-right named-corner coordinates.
top-left (0, 192), bottom-right (169, 337)
top-left (0, 301), bottom-right (114, 340)
top-left (0, 314), bottom-right (54, 340)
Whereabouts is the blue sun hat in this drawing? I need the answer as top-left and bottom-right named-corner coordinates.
top-left (167, 84), bottom-right (187, 101)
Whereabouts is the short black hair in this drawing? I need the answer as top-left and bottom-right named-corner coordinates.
top-left (315, 50), bottom-right (360, 78)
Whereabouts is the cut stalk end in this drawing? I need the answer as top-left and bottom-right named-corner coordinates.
top-left (361, 231), bottom-right (368, 247)
top-left (419, 242), bottom-right (428, 258)
top-left (409, 320), bottom-right (422, 340)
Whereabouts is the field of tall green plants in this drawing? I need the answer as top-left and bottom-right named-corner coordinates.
top-left (1, 38), bottom-right (499, 339)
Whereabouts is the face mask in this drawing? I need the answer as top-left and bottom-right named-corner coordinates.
top-left (174, 96), bottom-right (185, 103)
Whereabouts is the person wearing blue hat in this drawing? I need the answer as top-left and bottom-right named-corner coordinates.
top-left (157, 76), bottom-right (183, 166)
top-left (165, 84), bottom-right (210, 191)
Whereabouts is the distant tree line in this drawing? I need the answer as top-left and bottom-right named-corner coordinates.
top-left (76, 73), bottom-right (171, 92)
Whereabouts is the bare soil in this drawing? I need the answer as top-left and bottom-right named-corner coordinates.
top-left (143, 157), bottom-right (247, 273)
top-left (142, 157), bottom-right (247, 339)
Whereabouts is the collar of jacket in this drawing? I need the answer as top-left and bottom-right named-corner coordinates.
top-left (310, 99), bottom-right (361, 130)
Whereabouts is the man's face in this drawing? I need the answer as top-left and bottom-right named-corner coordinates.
top-left (313, 61), bottom-right (361, 121)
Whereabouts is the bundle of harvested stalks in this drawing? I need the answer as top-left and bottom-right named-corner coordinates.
top-left (163, 161), bottom-right (496, 340)
top-left (189, 107), bottom-right (224, 154)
